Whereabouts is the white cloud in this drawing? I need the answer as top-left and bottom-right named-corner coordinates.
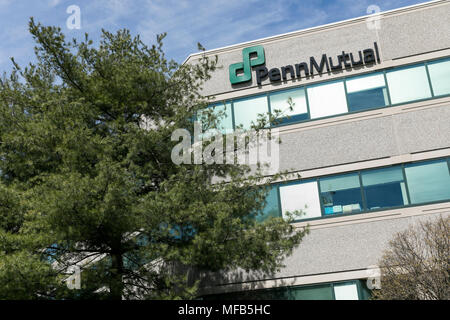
top-left (79, 0), bottom-right (138, 31)
top-left (0, 0), bottom-right (13, 7)
top-left (0, 0), bottom-right (427, 71)
top-left (48, 0), bottom-right (61, 7)
top-left (135, 0), bottom-right (331, 61)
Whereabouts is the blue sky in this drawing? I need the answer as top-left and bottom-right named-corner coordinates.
top-left (0, 0), bottom-right (432, 73)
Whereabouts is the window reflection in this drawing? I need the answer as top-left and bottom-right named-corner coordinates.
top-left (386, 65), bottom-right (431, 104)
top-left (269, 88), bottom-right (309, 125)
top-left (428, 59), bottom-right (450, 96)
top-left (319, 174), bottom-right (363, 215)
top-left (405, 160), bottom-right (450, 204)
top-left (361, 167), bottom-right (408, 210)
top-left (233, 96), bottom-right (269, 130)
top-left (346, 73), bottom-right (389, 112)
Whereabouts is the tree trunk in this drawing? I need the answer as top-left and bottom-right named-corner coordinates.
top-left (110, 252), bottom-right (124, 300)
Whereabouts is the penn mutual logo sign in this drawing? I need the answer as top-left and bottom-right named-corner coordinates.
top-left (229, 43), bottom-right (381, 86)
top-left (229, 46), bottom-right (266, 84)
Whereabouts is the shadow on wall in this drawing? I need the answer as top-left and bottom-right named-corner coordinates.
top-left (191, 267), bottom-right (299, 298)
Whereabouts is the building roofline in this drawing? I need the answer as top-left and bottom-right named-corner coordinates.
top-left (182, 0), bottom-right (446, 65)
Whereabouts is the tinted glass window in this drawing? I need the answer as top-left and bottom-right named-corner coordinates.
top-left (427, 59), bottom-right (450, 96)
top-left (386, 65), bottom-right (432, 104)
top-left (269, 87), bottom-right (309, 124)
top-left (233, 96), bottom-right (269, 130)
top-left (198, 102), bottom-right (233, 135)
top-left (405, 160), bottom-right (450, 204)
top-left (290, 284), bottom-right (334, 300)
top-left (346, 73), bottom-right (389, 111)
top-left (257, 186), bottom-right (281, 223)
top-left (361, 166), bottom-right (409, 210)
top-left (319, 173), bottom-right (363, 215)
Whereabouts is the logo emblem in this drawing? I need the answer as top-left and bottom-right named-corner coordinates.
top-left (229, 46), bottom-right (265, 85)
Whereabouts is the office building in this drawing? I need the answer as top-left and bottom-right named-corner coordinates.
top-left (183, 0), bottom-right (450, 300)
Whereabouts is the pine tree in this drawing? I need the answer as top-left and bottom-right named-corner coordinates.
top-left (0, 19), bottom-right (307, 300)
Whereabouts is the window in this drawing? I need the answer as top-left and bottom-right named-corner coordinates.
top-left (386, 65), bottom-right (432, 104)
top-left (203, 280), bottom-right (366, 300)
top-left (333, 283), bottom-right (359, 300)
top-left (361, 166), bottom-right (409, 210)
top-left (233, 95), bottom-right (269, 130)
top-left (269, 87), bottom-right (308, 124)
top-left (279, 181), bottom-right (321, 220)
top-left (405, 160), bottom-right (450, 204)
top-left (211, 58), bottom-right (450, 131)
top-left (258, 158), bottom-right (450, 223)
top-left (257, 186), bottom-right (281, 223)
top-left (198, 102), bottom-right (233, 135)
top-left (307, 80), bottom-right (348, 119)
top-left (210, 102), bottom-right (233, 134)
top-left (427, 59), bottom-right (450, 96)
top-left (290, 284), bottom-right (334, 300)
top-left (319, 173), bottom-right (363, 215)
top-left (346, 73), bottom-right (389, 112)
